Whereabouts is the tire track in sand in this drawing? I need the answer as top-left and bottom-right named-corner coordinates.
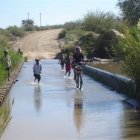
top-left (19, 29), bottom-right (62, 59)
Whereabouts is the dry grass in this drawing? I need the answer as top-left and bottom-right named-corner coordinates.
top-left (87, 61), bottom-right (125, 75)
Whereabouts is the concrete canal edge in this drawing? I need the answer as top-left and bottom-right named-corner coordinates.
top-left (83, 65), bottom-right (140, 108)
top-left (82, 65), bottom-right (140, 105)
top-left (83, 65), bottom-right (135, 96)
top-left (0, 62), bottom-right (24, 106)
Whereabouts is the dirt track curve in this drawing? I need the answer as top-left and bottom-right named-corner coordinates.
top-left (18, 29), bottom-right (62, 59)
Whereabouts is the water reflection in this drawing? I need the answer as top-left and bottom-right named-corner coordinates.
top-left (0, 98), bottom-right (11, 137)
top-left (73, 91), bottom-right (84, 133)
top-left (34, 84), bottom-right (42, 113)
top-left (121, 106), bottom-right (140, 139)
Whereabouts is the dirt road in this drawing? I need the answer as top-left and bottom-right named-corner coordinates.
top-left (18, 29), bottom-right (62, 59)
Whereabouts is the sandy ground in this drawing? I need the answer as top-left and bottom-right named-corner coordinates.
top-left (16, 29), bottom-right (62, 60)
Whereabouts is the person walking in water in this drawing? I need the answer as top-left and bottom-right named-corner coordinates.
top-left (64, 53), bottom-right (71, 77)
top-left (3, 49), bottom-right (11, 81)
top-left (58, 53), bottom-right (65, 70)
top-left (72, 46), bottom-right (84, 80)
top-left (33, 59), bottom-right (42, 83)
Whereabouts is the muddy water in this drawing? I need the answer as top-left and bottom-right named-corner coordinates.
top-left (1, 59), bottom-right (140, 140)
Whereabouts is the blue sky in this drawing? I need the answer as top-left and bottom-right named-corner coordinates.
top-left (0, 0), bottom-right (120, 28)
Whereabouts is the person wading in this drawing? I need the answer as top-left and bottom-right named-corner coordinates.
top-left (33, 59), bottom-right (42, 83)
top-left (64, 53), bottom-right (72, 77)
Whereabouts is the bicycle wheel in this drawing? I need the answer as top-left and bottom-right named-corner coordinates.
top-left (75, 73), bottom-right (80, 88)
top-left (79, 74), bottom-right (83, 90)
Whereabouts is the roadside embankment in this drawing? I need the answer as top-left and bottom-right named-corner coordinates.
top-left (0, 62), bottom-right (24, 106)
top-left (83, 65), bottom-right (135, 98)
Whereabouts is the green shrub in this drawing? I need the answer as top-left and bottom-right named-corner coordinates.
top-left (0, 65), bottom-right (6, 86)
top-left (0, 29), bottom-right (9, 48)
top-left (10, 51), bottom-right (22, 68)
top-left (7, 26), bottom-right (25, 37)
top-left (0, 35), bottom-right (9, 48)
top-left (64, 20), bottom-right (82, 30)
top-left (79, 32), bottom-right (99, 57)
top-left (58, 29), bottom-right (66, 39)
top-left (0, 101), bottom-right (11, 137)
top-left (0, 29), bottom-right (9, 37)
top-left (82, 11), bottom-right (125, 34)
top-left (65, 29), bottom-right (85, 44)
top-left (117, 27), bottom-right (140, 80)
top-left (116, 27), bottom-right (140, 98)
top-left (94, 30), bottom-right (120, 58)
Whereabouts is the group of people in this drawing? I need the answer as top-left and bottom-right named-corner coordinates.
top-left (33, 46), bottom-right (85, 88)
top-left (59, 46), bottom-right (84, 75)
top-left (33, 45), bottom-right (84, 81)
top-left (2, 46), bottom-right (85, 90)
top-left (58, 46), bottom-right (85, 89)
top-left (58, 52), bottom-right (72, 77)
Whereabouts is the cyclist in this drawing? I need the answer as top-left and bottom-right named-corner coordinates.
top-left (72, 46), bottom-right (84, 79)
top-left (72, 46), bottom-right (85, 90)
top-left (75, 45), bottom-right (82, 53)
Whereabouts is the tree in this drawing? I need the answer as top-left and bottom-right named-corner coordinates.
top-left (118, 0), bottom-right (140, 25)
top-left (21, 19), bottom-right (34, 31)
top-left (82, 11), bottom-right (120, 34)
top-left (94, 30), bottom-right (120, 58)
top-left (79, 32), bottom-right (99, 57)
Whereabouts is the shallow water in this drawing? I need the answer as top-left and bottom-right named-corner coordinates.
top-left (1, 59), bottom-right (140, 140)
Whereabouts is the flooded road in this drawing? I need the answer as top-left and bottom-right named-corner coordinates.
top-left (1, 59), bottom-right (140, 140)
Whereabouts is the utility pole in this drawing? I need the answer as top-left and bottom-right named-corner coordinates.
top-left (40, 12), bottom-right (41, 27)
top-left (28, 12), bottom-right (29, 20)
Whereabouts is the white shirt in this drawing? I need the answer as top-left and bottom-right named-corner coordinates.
top-left (33, 63), bottom-right (42, 75)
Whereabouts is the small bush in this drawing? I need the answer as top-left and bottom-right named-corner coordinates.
top-left (58, 30), bottom-right (66, 39)
top-left (94, 30), bottom-right (120, 58)
top-left (0, 101), bottom-right (11, 137)
top-left (64, 20), bottom-right (82, 30)
top-left (117, 27), bottom-right (140, 80)
top-left (7, 26), bottom-right (25, 37)
top-left (79, 32), bottom-right (99, 57)
top-left (0, 65), bottom-right (6, 86)
top-left (65, 29), bottom-right (85, 44)
top-left (82, 11), bottom-right (125, 34)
